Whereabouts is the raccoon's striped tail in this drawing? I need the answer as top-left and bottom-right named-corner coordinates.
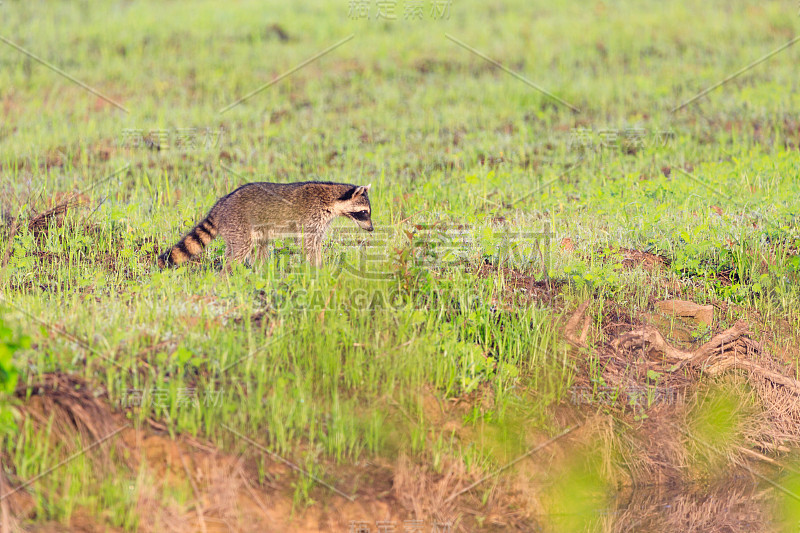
top-left (158, 213), bottom-right (218, 268)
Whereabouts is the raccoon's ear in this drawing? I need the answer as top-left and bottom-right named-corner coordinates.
top-left (353, 184), bottom-right (371, 197)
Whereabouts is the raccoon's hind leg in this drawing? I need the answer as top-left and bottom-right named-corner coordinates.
top-left (252, 238), bottom-right (275, 267)
top-left (248, 227), bottom-right (274, 266)
top-left (221, 230), bottom-right (253, 266)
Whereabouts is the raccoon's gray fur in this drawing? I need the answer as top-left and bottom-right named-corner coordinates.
top-left (157, 181), bottom-right (373, 268)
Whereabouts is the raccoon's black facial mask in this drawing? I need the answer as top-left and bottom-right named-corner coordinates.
top-left (349, 210), bottom-right (373, 231)
top-left (350, 210), bottom-right (370, 222)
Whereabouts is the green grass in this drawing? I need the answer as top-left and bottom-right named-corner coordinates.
top-left (2, 0), bottom-right (800, 529)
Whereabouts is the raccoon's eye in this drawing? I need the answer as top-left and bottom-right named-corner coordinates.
top-left (351, 210), bottom-right (370, 221)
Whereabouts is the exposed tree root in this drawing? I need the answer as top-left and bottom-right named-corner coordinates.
top-left (564, 300), bottom-right (591, 348)
top-left (27, 192), bottom-right (89, 236)
top-left (565, 303), bottom-right (800, 395)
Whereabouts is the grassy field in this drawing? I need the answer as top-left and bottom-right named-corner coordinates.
top-left (2, 0), bottom-right (800, 531)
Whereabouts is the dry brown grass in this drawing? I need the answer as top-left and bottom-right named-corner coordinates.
top-left (596, 479), bottom-right (777, 533)
top-left (14, 372), bottom-right (129, 463)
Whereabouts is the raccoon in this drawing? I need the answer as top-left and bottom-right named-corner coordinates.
top-left (157, 181), bottom-right (373, 268)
